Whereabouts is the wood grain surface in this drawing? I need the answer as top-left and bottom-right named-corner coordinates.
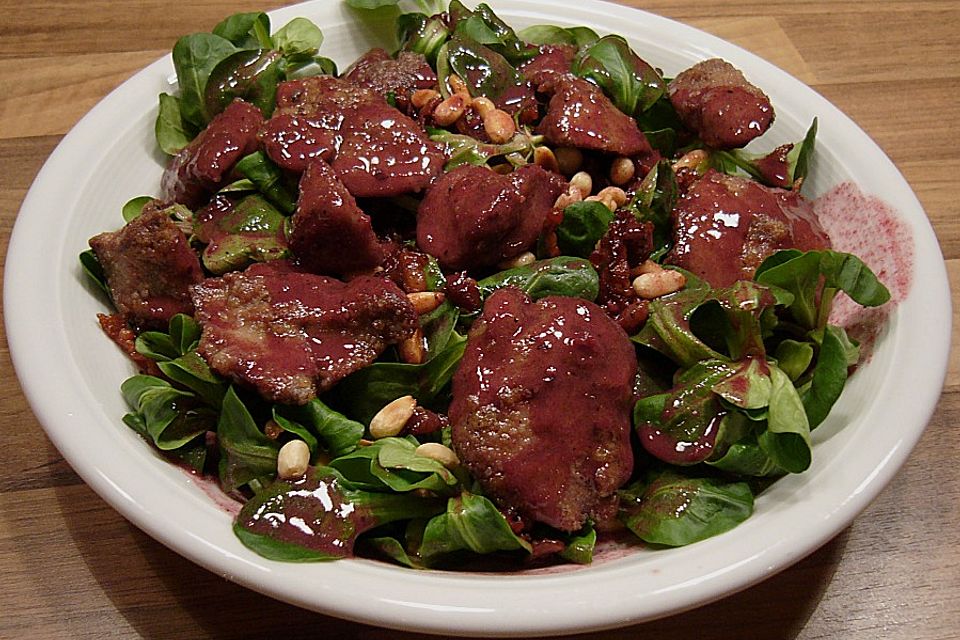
top-left (1, 1), bottom-right (958, 638)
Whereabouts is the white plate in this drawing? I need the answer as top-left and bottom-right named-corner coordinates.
top-left (5, 0), bottom-right (950, 636)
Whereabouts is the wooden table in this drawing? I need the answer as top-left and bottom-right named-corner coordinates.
top-left (1, 1), bottom-right (957, 638)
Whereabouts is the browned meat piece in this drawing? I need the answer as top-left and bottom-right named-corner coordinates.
top-left (289, 159), bottom-right (384, 277)
top-left (537, 75), bottom-right (653, 157)
top-left (191, 262), bottom-right (417, 405)
top-left (258, 76), bottom-right (445, 197)
top-left (450, 288), bottom-right (637, 532)
top-left (416, 164), bottom-right (566, 271)
top-left (589, 209), bottom-right (654, 334)
top-left (89, 209), bottom-right (204, 330)
top-left (160, 100), bottom-right (262, 209)
top-left (668, 59), bottom-right (774, 149)
top-left (665, 170), bottom-right (831, 287)
top-left (519, 44), bottom-right (577, 87)
top-left (342, 48), bottom-right (437, 99)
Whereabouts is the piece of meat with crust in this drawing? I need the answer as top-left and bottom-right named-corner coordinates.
top-left (416, 164), bottom-right (566, 271)
top-left (450, 288), bottom-right (637, 532)
top-left (259, 76), bottom-right (445, 196)
top-left (160, 100), bottom-right (262, 209)
top-left (191, 262), bottom-right (417, 405)
top-left (89, 209), bottom-right (204, 330)
top-left (342, 48), bottom-right (437, 99)
top-left (537, 74), bottom-right (653, 157)
top-left (665, 170), bottom-right (831, 287)
top-left (519, 44), bottom-right (577, 87)
top-left (289, 159), bottom-right (384, 277)
top-left (668, 58), bottom-right (774, 149)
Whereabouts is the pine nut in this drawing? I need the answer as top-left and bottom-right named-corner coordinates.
top-left (569, 171), bottom-right (593, 198)
top-left (609, 157), bottom-right (636, 185)
top-left (483, 109), bottom-right (516, 144)
top-left (585, 194), bottom-right (617, 212)
top-left (533, 146), bottom-right (560, 173)
top-left (638, 259), bottom-right (663, 275)
top-left (369, 395), bottom-right (417, 439)
top-left (672, 149), bottom-right (709, 172)
top-left (554, 147), bottom-right (583, 175)
top-left (411, 89), bottom-right (440, 109)
top-left (596, 186), bottom-right (628, 207)
top-left (632, 269), bottom-right (687, 299)
top-left (554, 184), bottom-right (583, 210)
top-left (497, 251), bottom-right (536, 270)
top-left (447, 74), bottom-right (469, 96)
top-left (398, 328), bottom-right (425, 364)
top-left (277, 439), bottom-right (310, 479)
top-left (415, 442), bottom-right (460, 469)
top-left (471, 96), bottom-right (496, 116)
top-left (433, 93), bottom-right (468, 126)
top-left (407, 291), bottom-right (445, 314)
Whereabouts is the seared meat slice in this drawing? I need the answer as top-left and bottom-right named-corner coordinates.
top-left (342, 48), bottom-right (437, 99)
top-left (665, 170), bottom-right (831, 287)
top-left (259, 76), bottom-right (445, 196)
top-left (160, 100), bottom-right (262, 209)
top-left (89, 209), bottom-right (203, 330)
top-left (450, 288), bottom-right (636, 532)
top-left (668, 59), bottom-right (774, 149)
top-left (289, 159), bottom-right (384, 277)
top-left (519, 44), bottom-right (577, 87)
top-left (416, 164), bottom-right (565, 271)
top-left (192, 262), bottom-right (417, 405)
top-left (537, 75), bottom-right (653, 157)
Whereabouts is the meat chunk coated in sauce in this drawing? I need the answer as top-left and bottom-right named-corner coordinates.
top-left (89, 209), bottom-right (204, 330)
top-left (191, 262), bottom-right (417, 405)
top-left (450, 288), bottom-right (637, 532)
top-left (668, 58), bottom-right (774, 150)
top-left (665, 170), bottom-right (831, 287)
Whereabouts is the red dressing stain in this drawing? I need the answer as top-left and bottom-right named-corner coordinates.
top-left (814, 182), bottom-right (914, 359)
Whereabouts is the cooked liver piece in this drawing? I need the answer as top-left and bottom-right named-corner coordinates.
top-left (259, 76), bottom-right (444, 196)
top-left (519, 44), bottom-right (577, 87)
top-left (89, 209), bottom-right (204, 330)
top-left (192, 262), bottom-right (417, 405)
top-left (160, 100), bottom-right (262, 209)
top-left (289, 159), bottom-right (384, 277)
top-left (450, 288), bottom-right (636, 532)
top-left (341, 48), bottom-right (437, 98)
top-left (668, 58), bottom-right (774, 149)
top-left (416, 164), bottom-right (565, 271)
top-left (537, 74), bottom-right (652, 157)
top-left (665, 170), bottom-right (831, 287)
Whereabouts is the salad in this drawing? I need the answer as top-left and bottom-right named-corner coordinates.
top-left (80, 0), bottom-right (890, 569)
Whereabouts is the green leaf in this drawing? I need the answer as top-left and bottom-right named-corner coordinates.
top-left (157, 351), bottom-right (227, 408)
top-left (155, 93), bottom-right (197, 156)
top-left (801, 325), bottom-right (852, 429)
top-left (758, 364), bottom-right (811, 473)
top-left (620, 471), bottom-right (754, 546)
top-left (273, 17), bottom-right (324, 61)
top-left (135, 313), bottom-right (201, 361)
top-left (397, 12), bottom-right (450, 65)
top-left (217, 387), bottom-right (280, 492)
top-left (631, 279), bottom-right (727, 367)
top-left (329, 437), bottom-right (459, 494)
top-left (559, 524), bottom-right (596, 564)
top-left (204, 49), bottom-right (283, 120)
top-left (234, 151), bottom-right (296, 214)
top-left (571, 35), bottom-right (665, 116)
top-left (346, 0), bottom-right (400, 8)
top-left (774, 339), bottom-right (815, 381)
top-left (121, 195), bottom-right (154, 222)
top-left (79, 249), bottom-right (109, 296)
top-left (518, 24), bottom-right (599, 47)
top-left (120, 375), bottom-right (212, 451)
top-left (711, 357), bottom-right (772, 410)
top-left (555, 200), bottom-right (614, 258)
top-left (788, 118), bottom-right (818, 186)
top-left (419, 492), bottom-right (532, 565)
top-left (273, 398), bottom-right (365, 458)
top-left (196, 193), bottom-right (290, 275)
top-left (171, 33), bottom-right (239, 127)
top-left (629, 159), bottom-right (678, 257)
top-left (476, 256), bottom-right (600, 302)
top-left (212, 12), bottom-right (271, 48)
top-left (437, 35), bottom-right (522, 101)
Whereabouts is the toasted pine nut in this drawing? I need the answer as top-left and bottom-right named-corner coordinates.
top-left (554, 147), bottom-right (583, 175)
top-left (483, 109), bottom-right (516, 144)
top-left (596, 186), bottom-right (628, 207)
top-left (585, 194), bottom-right (617, 212)
top-left (672, 149), bottom-right (709, 172)
top-left (632, 269), bottom-right (687, 299)
top-left (497, 251), bottom-right (536, 270)
top-left (554, 184), bottom-right (583, 210)
top-left (609, 157), bottom-right (636, 186)
top-left (569, 171), bottom-right (593, 198)
top-left (398, 328), bottom-right (425, 364)
top-left (433, 93), bottom-right (468, 126)
top-left (277, 439), bottom-right (310, 479)
top-left (534, 146), bottom-right (559, 173)
top-left (471, 96), bottom-right (496, 116)
top-left (447, 74), bottom-right (469, 96)
top-left (411, 89), bottom-right (440, 109)
top-left (638, 259), bottom-right (663, 275)
top-left (369, 395), bottom-right (417, 439)
top-left (415, 442), bottom-right (460, 469)
top-left (407, 291), bottom-right (445, 314)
